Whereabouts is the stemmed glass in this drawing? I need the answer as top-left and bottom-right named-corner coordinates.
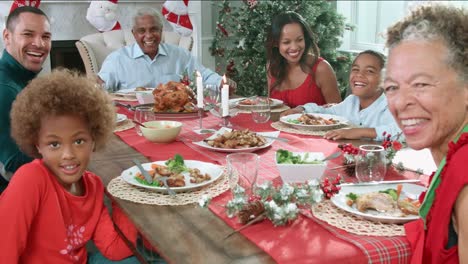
top-left (204, 84), bottom-right (220, 111)
top-left (250, 96), bottom-right (271, 123)
top-left (205, 84), bottom-right (236, 128)
top-left (355, 145), bottom-right (387, 182)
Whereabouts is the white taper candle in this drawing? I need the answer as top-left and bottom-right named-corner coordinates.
top-left (221, 75), bottom-right (229, 117)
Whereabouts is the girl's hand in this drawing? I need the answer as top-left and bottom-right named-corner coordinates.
top-left (324, 128), bottom-right (359, 140)
top-left (280, 106), bottom-right (304, 117)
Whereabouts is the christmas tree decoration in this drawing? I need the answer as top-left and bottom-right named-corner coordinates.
top-left (86, 0), bottom-right (121, 32)
top-left (162, 0), bottom-right (193, 37)
top-left (210, 0), bottom-right (353, 97)
top-left (9, 0), bottom-right (41, 13)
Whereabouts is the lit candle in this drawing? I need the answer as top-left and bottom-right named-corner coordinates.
top-left (221, 75), bottom-right (229, 117)
top-left (196, 71), bottom-right (204, 108)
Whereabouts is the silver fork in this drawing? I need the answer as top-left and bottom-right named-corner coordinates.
top-left (155, 176), bottom-right (176, 196)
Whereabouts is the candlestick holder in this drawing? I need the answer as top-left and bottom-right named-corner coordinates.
top-left (221, 115), bottom-right (232, 128)
top-left (198, 107), bottom-right (204, 129)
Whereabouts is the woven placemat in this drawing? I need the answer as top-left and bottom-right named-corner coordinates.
top-left (107, 171), bottom-right (231, 206)
top-left (271, 121), bottom-right (347, 136)
top-left (114, 119), bottom-right (135, 132)
top-left (311, 200), bottom-right (405, 236)
top-left (235, 104), bottom-right (290, 114)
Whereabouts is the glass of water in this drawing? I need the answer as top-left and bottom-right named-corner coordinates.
top-left (355, 145), bottom-right (387, 182)
top-left (133, 106), bottom-right (155, 136)
top-left (250, 96), bottom-right (271, 123)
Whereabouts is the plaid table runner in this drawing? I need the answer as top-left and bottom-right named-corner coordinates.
top-left (114, 108), bottom-right (412, 264)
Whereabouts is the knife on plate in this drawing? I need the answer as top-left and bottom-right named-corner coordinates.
top-left (132, 158), bottom-right (153, 184)
top-left (338, 179), bottom-right (421, 187)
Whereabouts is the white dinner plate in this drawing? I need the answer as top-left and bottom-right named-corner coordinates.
top-left (116, 113), bottom-right (127, 123)
top-left (192, 127), bottom-right (280, 153)
top-left (114, 88), bottom-right (154, 98)
top-left (233, 97), bottom-right (284, 109)
top-left (280, 113), bottom-right (348, 131)
top-left (120, 160), bottom-right (223, 193)
top-left (330, 183), bottom-right (425, 224)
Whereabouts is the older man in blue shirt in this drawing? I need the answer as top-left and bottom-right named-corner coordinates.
top-left (98, 8), bottom-right (232, 92)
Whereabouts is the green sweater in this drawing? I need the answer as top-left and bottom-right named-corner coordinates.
top-left (0, 50), bottom-right (37, 178)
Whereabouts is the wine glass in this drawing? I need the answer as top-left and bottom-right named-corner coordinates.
top-left (250, 96), bottom-right (271, 123)
top-left (355, 145), bottom-right (387, 182)
top-left (205, 84), bottom-right (237, 127)
top-left (204, 84), bottom-right (220, 111)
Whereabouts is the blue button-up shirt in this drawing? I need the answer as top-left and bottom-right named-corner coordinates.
top-left (99, 43), bottom-right (222, 92)
top-left (303, 93), bottom-right (402, 141)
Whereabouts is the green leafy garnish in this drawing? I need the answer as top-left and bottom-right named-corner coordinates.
top-left (135, 176), bottom-right (161, 186)
top-left (346, 192), bottom-right (358, 201)
top-left (165, 154), bottom-right (188, 173)
top-left (276, 149), bottom-right (323, 164)
top-left (379, 189), bottom-right (398, 200)
top-left (287, 119), bottom-right (301, 124)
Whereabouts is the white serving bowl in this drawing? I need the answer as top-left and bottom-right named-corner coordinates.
top-left (276, 151), bottom-right (327, 183)
top-left (140, 120), bottom-right (182, 143)
top-left (136, 91), bottom-right (155, 104)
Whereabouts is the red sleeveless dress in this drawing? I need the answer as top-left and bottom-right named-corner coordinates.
top-left (269, 57), bottom-right (326, 108)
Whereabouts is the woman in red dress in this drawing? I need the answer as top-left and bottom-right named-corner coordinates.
top-left (385, 4), bottom-right (468, 263)
top-left (266, 11), bottom-right (341, 108)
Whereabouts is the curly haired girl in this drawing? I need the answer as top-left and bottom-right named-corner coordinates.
top-left (0, 69), bottom-right (139, 263)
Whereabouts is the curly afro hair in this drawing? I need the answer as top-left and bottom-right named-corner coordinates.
top-left (386, 4), bottom-right (468, 83)
top-left (10, 69), bottom-right (116, 158)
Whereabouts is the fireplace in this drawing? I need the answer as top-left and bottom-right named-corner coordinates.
top-left (50, 40), bottom-right (85, 74)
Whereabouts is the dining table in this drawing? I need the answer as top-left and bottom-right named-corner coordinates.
top-left (88, 101), bottom-right (428, 264)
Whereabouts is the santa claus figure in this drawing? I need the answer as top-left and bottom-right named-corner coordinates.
top-left (162, 0), bottom-right (193, 36)
top-left (9, 0), bottom-right (41, 13)
top-left (86, 0), bottom-right (121, 32)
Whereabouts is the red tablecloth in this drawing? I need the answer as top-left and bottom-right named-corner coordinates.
top-left (115, 109), bottom-right (413, 264)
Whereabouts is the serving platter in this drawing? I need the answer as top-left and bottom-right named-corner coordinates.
top-left (330, 183), bottom-right (425, 224)
top-left (280, 113), bottom-right (348, 131)
top-left (120, 160), bottom-right (223, 193)
top-left (134, 103), bottom-right (206, 119)
top-left (193, 127), bottom-right (280, 153)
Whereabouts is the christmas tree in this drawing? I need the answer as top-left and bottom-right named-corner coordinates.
top-left (210, 0), bottom-right (352, 97)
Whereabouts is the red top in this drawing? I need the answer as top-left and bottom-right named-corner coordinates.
top-left (405, 133), bottom-right (468, 264)
top-left (0, 159), bottom-right (137, 263)
top-left (269, 57), bottom-right (326, 108)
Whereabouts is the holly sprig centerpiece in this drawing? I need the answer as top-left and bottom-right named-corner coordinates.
top-left (199, 176), bottom-right (341, 229)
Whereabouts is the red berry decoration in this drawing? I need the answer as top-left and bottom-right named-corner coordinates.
top-left (320, 175), bottom-right (341, 199)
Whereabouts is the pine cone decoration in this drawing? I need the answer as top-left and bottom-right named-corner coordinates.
top-left (238, 201), bottom-right (265, 224)
top-left (344, 162), bottom-right (356, 177)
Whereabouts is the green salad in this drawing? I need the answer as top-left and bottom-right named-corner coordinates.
top-left (276, 149), bottom-right (324, 164)
top-left (135, 177), bottom-right (161, 186)
top-left (165, 154), bottom-right (188, 173)
top-left (287, 119), bottom-right (301, 124)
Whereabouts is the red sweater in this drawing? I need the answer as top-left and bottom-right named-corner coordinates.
top-left (0, 159), bottom-right (137, 263)
top-left (270, 57), bottom-right (326, 108)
